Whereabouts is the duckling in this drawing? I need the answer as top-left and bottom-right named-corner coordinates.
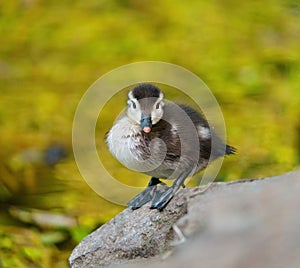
top-left (106, 83), bottom-right (235, 210)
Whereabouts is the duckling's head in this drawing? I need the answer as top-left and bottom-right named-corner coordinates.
top-left (127, 84), bottom-right (164, 133)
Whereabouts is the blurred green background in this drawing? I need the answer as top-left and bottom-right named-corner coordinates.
top-left (1, 0), bottom-right (300, 267)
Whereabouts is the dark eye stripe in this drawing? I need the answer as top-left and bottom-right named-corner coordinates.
top-left (131, 101), bottom-right (136, 109)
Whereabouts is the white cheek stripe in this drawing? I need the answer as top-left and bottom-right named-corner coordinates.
top-left (128, 90), bottom-right (134, 100)
top-left (197, 125), bottom-right (211, 139)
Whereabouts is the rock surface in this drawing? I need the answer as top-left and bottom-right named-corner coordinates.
top-left (69, 171), bottom-right (300, 268)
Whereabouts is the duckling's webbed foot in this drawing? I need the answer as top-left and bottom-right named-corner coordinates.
top-left (150, 186), bottom-right (175, 210)
top-left (151, 183), bottom-right (169, 206)
top-left (127, 186), bottom-right (155, 210)
top-left (150, 169), bottom-right (191, 210)
top-left (127, 177), bottom-right (165, 210)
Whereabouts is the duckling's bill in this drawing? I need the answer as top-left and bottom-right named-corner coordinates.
top-left (140, 115), bottom-right (152, 133)
top-left (143, 126), bottom-right (152, 133)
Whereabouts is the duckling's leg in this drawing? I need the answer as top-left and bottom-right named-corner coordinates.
top-left (127, 177), bottom-right (164, 210)
top-left (151, 169), bottom-right (192, 210)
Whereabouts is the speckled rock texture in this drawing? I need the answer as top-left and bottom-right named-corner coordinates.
top-left (69, 171), bottom-right (300, 268)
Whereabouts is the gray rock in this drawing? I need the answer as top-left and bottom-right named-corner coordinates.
top-left (69, 171), bottom-right (300, 268)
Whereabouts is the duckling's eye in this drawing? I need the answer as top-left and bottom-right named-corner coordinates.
top-left (131, 101), bottom-right (136, 109)
top-left (156, 103), bottom-right (160, 109)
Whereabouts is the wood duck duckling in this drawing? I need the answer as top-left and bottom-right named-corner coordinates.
top-left (106, 83), bottom-right (235, 210)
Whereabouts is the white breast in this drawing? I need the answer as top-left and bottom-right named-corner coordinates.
top-left (106, 117), bottom-right (168, 175)
top-left (106, 117), bottom-right (144, 167)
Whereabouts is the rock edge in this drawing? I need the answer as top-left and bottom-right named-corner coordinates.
top-left (69, 171), bottom-right (300, 268)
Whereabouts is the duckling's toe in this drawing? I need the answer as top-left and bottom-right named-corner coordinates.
top-left (127, 185), bottom-right (156, 210)
top-left (151, 184), bottom-right (169, 206)
top-left (150, 187), bottom-right (175, 210)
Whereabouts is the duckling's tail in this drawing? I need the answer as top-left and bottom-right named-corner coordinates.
top-left (225, 145), bottom-right (236, 155)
